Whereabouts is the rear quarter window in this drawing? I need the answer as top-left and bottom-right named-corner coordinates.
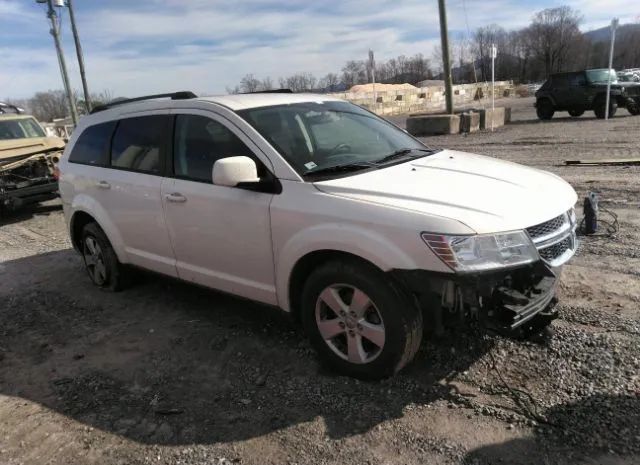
top-left (68, 121), bottom-right (116, 166)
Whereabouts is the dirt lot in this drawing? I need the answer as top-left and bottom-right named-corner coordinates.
top-left (1, 97), bottom-right (639, 465)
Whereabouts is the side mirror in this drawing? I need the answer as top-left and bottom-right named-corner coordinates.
top-left (212, 156), bottom-right (260, 187)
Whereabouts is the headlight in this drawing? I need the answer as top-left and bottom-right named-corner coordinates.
top-left (421, 231), bottom-right (538, 272)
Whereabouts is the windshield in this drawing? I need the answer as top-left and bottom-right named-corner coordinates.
top-left (586, 69), bottom-right (618, 84)
top-left (239, 101), bottom-right (430, 177)
top-left (0, 117), bottom-right (46, 140)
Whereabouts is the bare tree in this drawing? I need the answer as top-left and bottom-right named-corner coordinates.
top-left (279, 73), bottom-right (318, 92)
top-left (259, 77), bottom-right (274, 91)
top-left (472, 25), bottom-right (507, 81)
top-left (341, 60), bottom-right (367, 89)
top-left (239, 74), bottom-right (261, 93)
top-left (527, 6), bottom-right (583, 76)
top-left (319, 73), bottom-right (339, 91)
top-left (29, 90), bottom-right (70, 122)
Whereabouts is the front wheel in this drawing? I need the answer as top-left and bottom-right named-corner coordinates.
top-left (627, 98), bottom-right (640, 116)
top-left (301, 259), bottom-right (423, 379)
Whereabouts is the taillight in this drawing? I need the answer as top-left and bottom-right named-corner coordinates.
top-left (53, 165), bottom-right (60, 180)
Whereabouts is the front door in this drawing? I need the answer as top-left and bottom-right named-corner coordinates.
top-left (161, 111), bottom-right (277, 305)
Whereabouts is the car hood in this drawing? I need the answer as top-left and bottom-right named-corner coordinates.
top-left (0, 136), bottom-right (65, 162)
top-left (314, 150), bottom-right (578, 234)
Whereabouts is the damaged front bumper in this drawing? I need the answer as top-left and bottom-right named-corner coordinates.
top-left (0, 151), bottom-right (60, 213)
top-left (393, 261), bottom-right (562, 337)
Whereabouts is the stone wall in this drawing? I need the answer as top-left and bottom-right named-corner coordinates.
top-left (328, 81), bottom-right (514, 116)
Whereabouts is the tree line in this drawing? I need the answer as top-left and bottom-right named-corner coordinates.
top-left (456, 6), bottom-right (640, 83)
top-left (228, 6), bottom-right (640, 93)
top-left (4, 90), bottom-right (113, 123)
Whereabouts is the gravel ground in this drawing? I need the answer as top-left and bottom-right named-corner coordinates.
top-left (0, 97), bottom-right (638, 465)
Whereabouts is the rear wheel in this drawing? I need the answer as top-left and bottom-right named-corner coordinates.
top-left (568, 109), bottom-right (584, 117)
top-left (594, 95), bottom-right (617, 119)
top-left (301, 259), bottom-right (423, 379)
top-left (81, 222), bottom-right (127, 291)
top-left (536, 99), bottom-right (555, 120)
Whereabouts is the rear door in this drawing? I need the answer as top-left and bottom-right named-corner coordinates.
top-left (160, 110), bottom-right (277, 304)
top-left (565, 72), bottom-right (588, 110)
top-left (551, 74), bottom-right (570, 109)
top-left (96, 113), bottom-right (177, 276)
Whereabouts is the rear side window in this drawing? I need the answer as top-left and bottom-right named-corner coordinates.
top-left (110, 115), bottom-right (169, 174)
top-left (569, 73), bottom-right (587, 86)
top-left (552, 74), bottom-right (568, 87)
top-left (173, 114), bottom-right (256, 182)
top-left (68, 121), bottom-right (115, 166)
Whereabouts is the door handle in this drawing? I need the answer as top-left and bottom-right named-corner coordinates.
top-left (96, 181), bottom-right (111, 189)
top-left (165, 192), bottom-right (187, 203)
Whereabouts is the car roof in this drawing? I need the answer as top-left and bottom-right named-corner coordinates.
top-left (79, 92), bottom-right (348, 127)
top-left (197, 93), bottom-right (343, 111)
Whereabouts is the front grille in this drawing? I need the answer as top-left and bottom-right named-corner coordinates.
top-left (526, 214), bottom-right (566, 241)
top-left (538, 236), bottom-right (572, 262)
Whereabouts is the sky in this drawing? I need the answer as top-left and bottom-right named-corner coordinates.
top-left (2, 0), bottom-right (639, 99)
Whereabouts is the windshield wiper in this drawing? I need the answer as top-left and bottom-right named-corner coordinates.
top-left (303, 161), bottom-right (376, 177)
top-left (374, 148), bottom-right (432, 165)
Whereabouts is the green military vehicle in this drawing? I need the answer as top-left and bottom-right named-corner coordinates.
top-left (0, 103), bottom-right (65, 216)
top-left (535, 69), bottom-right (640, 120)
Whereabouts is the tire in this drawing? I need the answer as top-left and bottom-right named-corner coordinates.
top-left (568, 109), bottom-right (584, 117)
top-left (536, 99), bottom-right (555, 120)
top-left (81, 222), bottom-right (127, 291)
top-left (594, 95), bottom-right (617, 119)
top-left (627, 98), bottom-right (640, 116)
top-left (301, 259), bottom-right (423, 380)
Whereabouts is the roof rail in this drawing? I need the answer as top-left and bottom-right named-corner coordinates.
top-left (0, 102), bottom-right (25, 114)
top-left (90, 91), bottom-right (197, 114)
top-left (241, 89), bottom-right (293, 94)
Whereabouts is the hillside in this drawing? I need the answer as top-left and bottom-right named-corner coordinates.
top-left (584, 23), bottom-right (640, 42)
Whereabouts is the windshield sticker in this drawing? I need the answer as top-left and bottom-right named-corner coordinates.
top-left (304, 161), bottom-right (317, 170)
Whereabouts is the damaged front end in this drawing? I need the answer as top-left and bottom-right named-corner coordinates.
top-left (0, 151), bottom-right (61, 215)
top-left (396, 210), bottom-right (577, 338)
top-left (394, 262), bottom-right (562, 339)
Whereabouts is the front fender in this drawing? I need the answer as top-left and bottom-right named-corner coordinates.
top-left (536, 95), bottom-right (556, 106)
top-left (275, 223), bottom-right (422, 312)
top-left (70, 194), bottom-right (128, 262)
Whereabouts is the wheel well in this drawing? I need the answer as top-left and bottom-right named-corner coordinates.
top-left (70, 211), bottom-right (96, 251)
top-left (287, 250), bottom-right (382, 323)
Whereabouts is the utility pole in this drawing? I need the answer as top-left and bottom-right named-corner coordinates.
top-left (605, 18), bottom-right (619, 121)
top-left (491, 44), bottom-right (497, 131)
top-left (368, 50), bottom-right (376, 106)
top-left (44, 0), bottom-right (78, 125)
top-left (67, 0), bottom-right (91, 112)
top-left (438, 0), bottom-right (454, 114)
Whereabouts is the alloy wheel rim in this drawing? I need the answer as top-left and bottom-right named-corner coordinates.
top-left (315, 284), bottom-right (385, 364)
top-left (83, 236), bottom-right (107, 286)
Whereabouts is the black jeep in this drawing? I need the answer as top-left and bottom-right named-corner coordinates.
top-left (535, 69), bottom-right (640, 120)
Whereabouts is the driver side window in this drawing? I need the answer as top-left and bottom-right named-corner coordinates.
top-left (173, 115), bottom-right (256, 183)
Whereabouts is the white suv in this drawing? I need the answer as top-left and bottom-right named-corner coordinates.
top-left (59, 91), bottom-right (578, 379)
